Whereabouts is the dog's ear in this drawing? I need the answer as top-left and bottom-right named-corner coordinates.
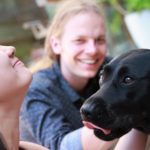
top-left (97, 56), bottom-right (112, 78)
top-left (100, 56), bottom-right (112, 70)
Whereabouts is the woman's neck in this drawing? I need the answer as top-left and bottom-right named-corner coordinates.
top-left (0, 100), bottom-right (21, 150)
top-left (0, 116), bottom-right (19, 150)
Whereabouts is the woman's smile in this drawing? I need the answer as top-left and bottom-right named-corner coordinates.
top-left (12, 59), bottom-right (25, 68)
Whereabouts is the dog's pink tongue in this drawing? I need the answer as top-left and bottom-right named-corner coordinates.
top-left (83, 121), bottom-right (111, 135)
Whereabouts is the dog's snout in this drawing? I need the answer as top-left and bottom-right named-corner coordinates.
top-left (80, 106), bottom-right (92, 120)
top-left (80, 96), bottom-right (106, 121)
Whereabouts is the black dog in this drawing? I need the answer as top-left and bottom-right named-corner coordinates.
top-left (80, 49), bottom-right (150, 141)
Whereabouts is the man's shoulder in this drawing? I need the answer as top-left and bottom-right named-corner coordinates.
top-left (30, 67), bottom-right (58, 90)
top-left (23, 67), bottom-right (57, 104)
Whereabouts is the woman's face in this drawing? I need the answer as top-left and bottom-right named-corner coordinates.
top-left (52, 12), bottom-right (107, 80)
top-left (0, 46), bottom-right (32, 99)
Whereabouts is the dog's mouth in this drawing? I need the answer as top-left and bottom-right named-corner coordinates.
top-left (83, 120), bottom-right (132, 141)
top-left (83, 120), bottom-right (111, 135)
top-left (80, 99), bottom-right (133, 140)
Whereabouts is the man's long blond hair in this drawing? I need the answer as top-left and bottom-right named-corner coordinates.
top-left (45, 0), bottom-right (104, 61)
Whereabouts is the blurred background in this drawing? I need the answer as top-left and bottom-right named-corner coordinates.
top-left (0, 0), bottom-right (150, 66)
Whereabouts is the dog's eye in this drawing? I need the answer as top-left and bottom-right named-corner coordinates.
top-left (122, 76), bottom-right (134, 85)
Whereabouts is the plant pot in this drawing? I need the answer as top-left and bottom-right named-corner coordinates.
top-left (124, 10), bottom-right (150, 49)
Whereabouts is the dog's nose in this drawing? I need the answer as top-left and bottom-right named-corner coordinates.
top-left (80, 107), bottom-right (89, 116)
top-left (80, 106), bottom-right (92, 120)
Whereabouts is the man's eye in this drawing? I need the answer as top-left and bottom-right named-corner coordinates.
top-left (75, 39), bottom-right (85, 44)
top-left (96, 37), bottom-right (106, 44)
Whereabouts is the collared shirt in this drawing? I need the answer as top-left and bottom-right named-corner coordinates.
top-left (20, 58), bottom-right (111, 150)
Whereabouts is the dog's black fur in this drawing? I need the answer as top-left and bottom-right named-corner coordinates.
top-left (80, 49), bottom-right (150, 141)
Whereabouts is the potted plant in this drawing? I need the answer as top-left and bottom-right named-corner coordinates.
top-left (98, 0), bottom-right (150, 48)
top-left (123, 0), bottom-right (150, 49)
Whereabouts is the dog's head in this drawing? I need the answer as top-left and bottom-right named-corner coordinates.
top-left (80, 49), bottom-right (150, 141)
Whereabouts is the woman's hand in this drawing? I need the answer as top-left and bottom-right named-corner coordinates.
top-left (19, 141), bottom-right (49, 150)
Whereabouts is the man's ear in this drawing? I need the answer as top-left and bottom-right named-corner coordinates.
top-left (50, 36), bottom-right (61, 54)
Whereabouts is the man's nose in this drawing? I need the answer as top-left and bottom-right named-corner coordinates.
top-left (86, 40), bottom-right (97, 54)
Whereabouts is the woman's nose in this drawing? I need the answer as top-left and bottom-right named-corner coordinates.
top-left (1, 46), bottom-right (16, 57)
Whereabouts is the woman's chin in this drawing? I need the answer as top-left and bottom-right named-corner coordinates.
top-left (17, 70), bottom-right (32, 93)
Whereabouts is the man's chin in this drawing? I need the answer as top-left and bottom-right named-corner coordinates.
top-left (83, 73), bottom-right (97, 78)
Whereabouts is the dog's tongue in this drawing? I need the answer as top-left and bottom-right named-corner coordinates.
top-left (83, 121), bottom-right (111, 135)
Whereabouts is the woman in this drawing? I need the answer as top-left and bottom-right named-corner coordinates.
top-left (0, 45), bottom-right (48, 150)
top-left (20, 0), bottom-right (147, 149)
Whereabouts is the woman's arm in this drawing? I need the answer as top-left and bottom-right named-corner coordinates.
top-left (114, 129), bottom-right (148, 150)
top-left (19, 141), bottom-right (49, 150)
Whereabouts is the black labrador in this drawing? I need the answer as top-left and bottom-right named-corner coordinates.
top-left (80, 49), bottom-right (150, 141)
